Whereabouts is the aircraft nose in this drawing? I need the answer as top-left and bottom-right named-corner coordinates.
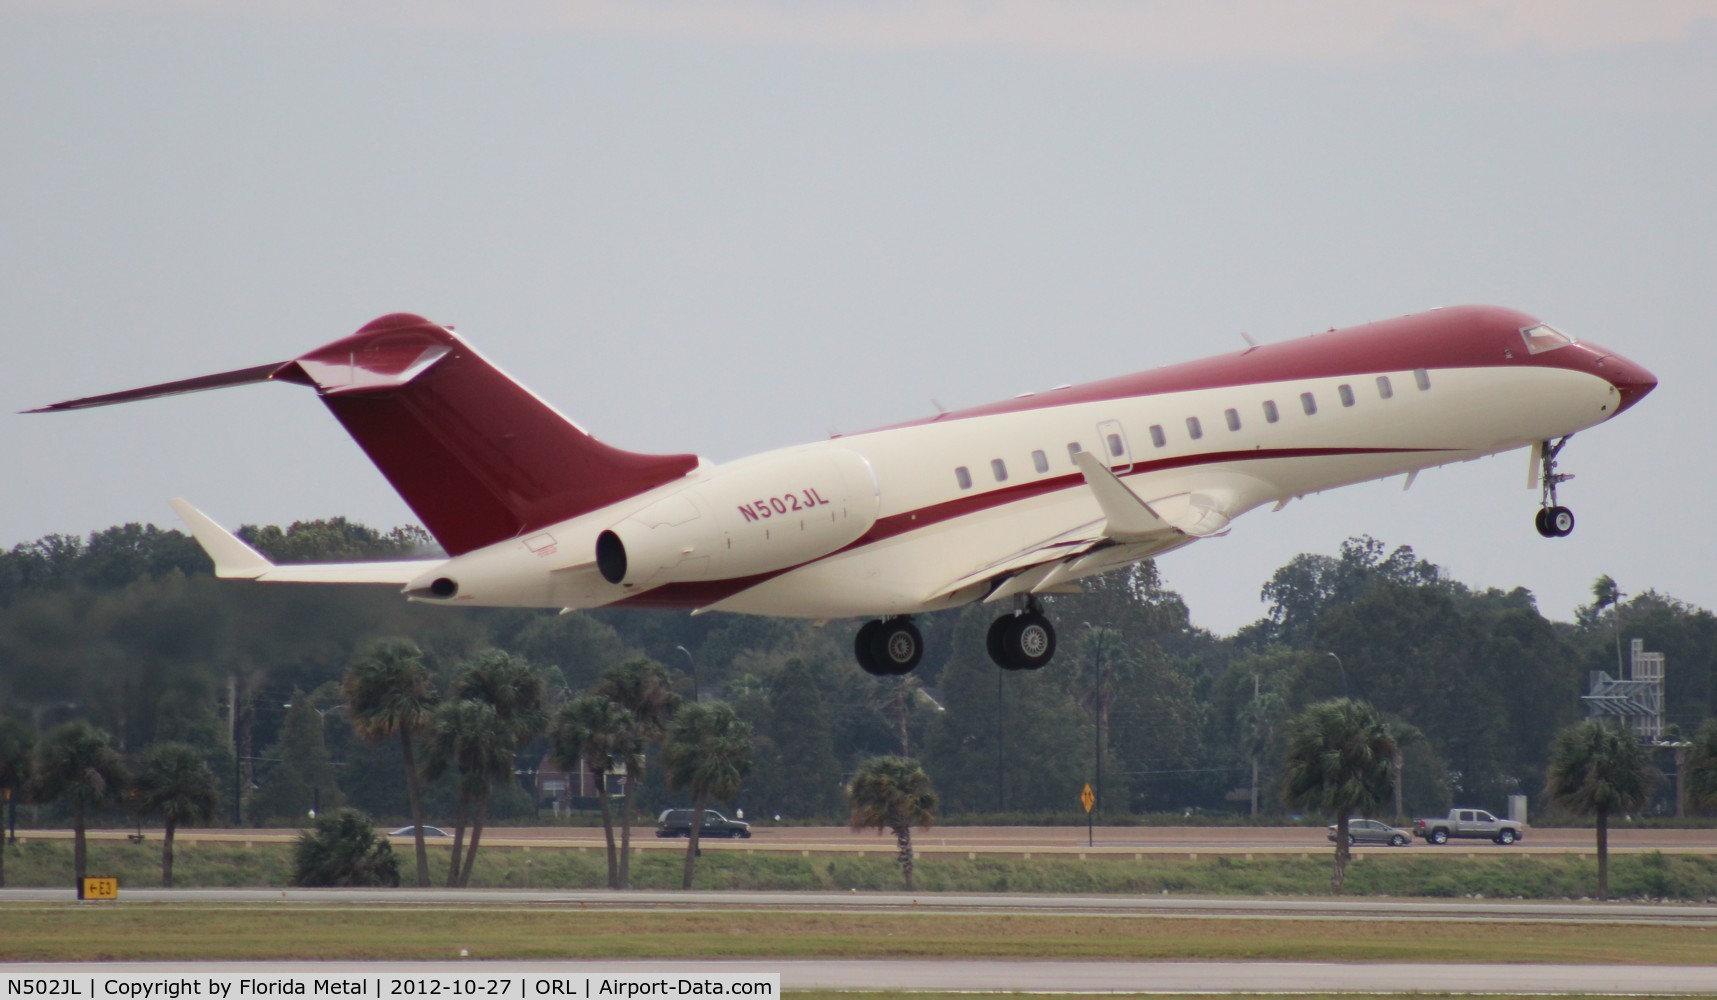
top-left (1603, 355), bottom-right (1657, 417)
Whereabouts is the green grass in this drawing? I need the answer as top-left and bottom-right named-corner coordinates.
top-left (8, 838), bottom-right (1717, 901)
top-left (3, 906), bottom-right (1717, 963)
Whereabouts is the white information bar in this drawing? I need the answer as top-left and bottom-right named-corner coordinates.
top-left (2, 975), bottom-right (779, 1000)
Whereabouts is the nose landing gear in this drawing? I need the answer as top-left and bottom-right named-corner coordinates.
top-left (1535, 437), bottom-right (1576, 538)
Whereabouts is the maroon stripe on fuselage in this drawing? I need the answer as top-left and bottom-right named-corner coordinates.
top-left (612, 444), bottom-right (1443, 611)
top-left (866, 304), bottom-right (1614, 432)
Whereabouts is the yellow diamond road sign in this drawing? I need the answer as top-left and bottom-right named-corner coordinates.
top-left (1080, 782), bottom-right (1095, 813)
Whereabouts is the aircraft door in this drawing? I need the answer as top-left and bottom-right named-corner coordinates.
top-left (1096, 419), bottom-right (1132, 473)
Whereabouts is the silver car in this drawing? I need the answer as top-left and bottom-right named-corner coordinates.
top-left (1327, 818), bottom-right (1411, 847)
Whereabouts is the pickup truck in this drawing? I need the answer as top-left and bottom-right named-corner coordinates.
top-left (1413, 808), bottom-right (1525, 845)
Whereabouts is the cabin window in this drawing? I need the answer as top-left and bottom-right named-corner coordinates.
top-left (1031, 449), bottom-right (1049, 474)
top-left (1067, 442), bottom-right (1082, 463)
top-left (1106, 433), bottom-right (1124, 458)
top-left (1185, 416), bottom-right (1203, 440)
top-left (1414, 368), bottom-right (1432, 391)
top-left (1263, 400), bottom-right (1279, 423)
top-left (991, 458), bottom-right (1008, 482)
top-left (1225, 408), bottom-right (1241, 431)
top-left (1338, 384), bottom-right (1355, 407)
top-left (1149, 424), bottom-right (1166, 448)
top-left (955, 466), bottom-right (972, 490)
top-left (1376, 375), bottom-right (1394, 399)
top-left (1300, 392), bottom-right (1318, 416)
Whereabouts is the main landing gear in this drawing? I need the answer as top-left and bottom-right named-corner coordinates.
top-left (851, 603), bottom-right (1063, 675)
top-left (1535, 437), bottom-right (1576, 539)
top-left (986, 600), bottom-right (1057, 672)
top-left (855, 617), bottom-right (924, 676)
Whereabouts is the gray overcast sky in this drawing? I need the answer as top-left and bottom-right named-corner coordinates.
top-left (4, 2), bottom-right (1714, 635)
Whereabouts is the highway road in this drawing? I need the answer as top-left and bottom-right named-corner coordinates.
top-left (29, 824), bottom-right (1717, 856)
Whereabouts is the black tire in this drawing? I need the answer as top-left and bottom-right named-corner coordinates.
top-left (1001, 612), bottom-right (1057, 670)
top-left (1535, 508), bottom-right (1555, 538)
top-left (1429, 828), bottom-right (1449, 845)
top-left (1496, 828), bottom-right (1517, 845)
top-left (1549, 506), bottom-right (1575, 537)
top-left (869, 618), bottom-right (923, 675)
top-left (1390, 834), bottom-right (1407, 847)
top-left (986, 616), bottom-right (1018, 670)
top-left (1347, 834), bottom-right (1357, 846)
top-left (854, 620), bottom-right (885, 676)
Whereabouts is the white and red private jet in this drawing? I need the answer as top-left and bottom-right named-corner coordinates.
top-left (33, 305), bottom-right (1655, 675)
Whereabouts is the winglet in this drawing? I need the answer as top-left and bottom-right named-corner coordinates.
top-left (1072, 451), bottom-right (1178, 541)
top-left (169, 498), bottom-right (273, 579)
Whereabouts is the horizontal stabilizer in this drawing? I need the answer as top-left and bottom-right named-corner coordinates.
top-left (170, 498), bottom-right (443, 586)
top-left (25, 363), bottom-right (288, 413)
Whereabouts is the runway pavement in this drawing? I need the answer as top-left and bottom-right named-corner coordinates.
top-left (4, 959), bottom-right (1717, 994)
top-left (7, 887), bottom-right (1717, 926)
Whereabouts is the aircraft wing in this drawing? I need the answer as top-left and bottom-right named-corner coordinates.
top-left (926, 453), bottom-right (1251, 604)
top-left (171, 499), bottom-right (444, 585)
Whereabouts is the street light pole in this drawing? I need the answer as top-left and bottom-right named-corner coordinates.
top-left (1327, 652), bottom-right (1349, 700)
top-left (674, 645), bottom-right (700, 702)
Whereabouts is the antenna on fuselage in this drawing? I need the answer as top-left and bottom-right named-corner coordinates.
top-left (1239, 331), bottom-right (1259, 353)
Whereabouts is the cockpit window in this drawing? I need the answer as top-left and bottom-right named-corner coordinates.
top-left (1521, 323), bottom-right (1576, 355)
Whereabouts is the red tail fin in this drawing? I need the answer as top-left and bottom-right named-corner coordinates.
top-left (274, 314), bottom-right (699, 556)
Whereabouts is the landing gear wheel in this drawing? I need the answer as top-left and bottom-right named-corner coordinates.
top-left (987, 617), bottom-right (1022, 671)
top-left (854, 620), bottom-right (884, 676)
top-left (1535, 438), bottom-right (1578, 539)
top-left (867, 617), bottom-right (923, 675)
top-left (1000, 612), bottom-right (1057, 671)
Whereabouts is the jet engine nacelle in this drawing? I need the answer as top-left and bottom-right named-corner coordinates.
top-left (596, 448), bottom-right (879, 587)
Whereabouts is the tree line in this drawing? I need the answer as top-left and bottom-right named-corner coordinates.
top-left (3, 519), bottom-right (1717, 845)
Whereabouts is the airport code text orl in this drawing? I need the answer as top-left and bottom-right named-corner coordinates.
top-left (4, 976), bottom-right (779, 1000)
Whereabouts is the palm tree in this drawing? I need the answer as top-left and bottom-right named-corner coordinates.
top-left (342, 638), bottom-right (439, 887)
top-left (30, 721), bottom-right (129, 883)
top-left (663, 701), bottom-right (752, 890)
top-left (291, 807), bottom-right (401, 887)
top-left (1546, 719), bottom-right (1658, 901)
top-left (847, 756), bottom-right (938, 890)
top-left (422, 699), bottom-right (515, 887)
top-left (1280, 699), bottom-right (1396, 895)
top-left (132, 742), bottom-right (219, 887)
top-left (595, 658), bottom-right (680, 888)
top-left (453, 649), bottom-right (548, 746)
top-left (1686, 719), bottom-right (1717, 814)
top-left (551, 695), bottom-right (641, 888)
top-left (445, 651), bottom-right (547, 887)
top-left (0, 718), bottom-right (35, 889)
